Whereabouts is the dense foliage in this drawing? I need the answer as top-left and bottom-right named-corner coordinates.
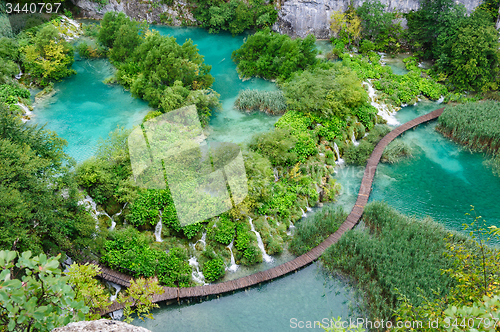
top-left (232, 28), bottom-right (317, 81)
top-left (0, 250), bottom-right (88, 331)
top-left (321, 202), bottom-right (464, 327)
top-left (98, 12), bottom-right (219, 126)
top-left (405, 0), bottom-right (500, 92)
top-left (344, 125), bottom-right (391, 165)
top-left (380, 139), bottom-right (413, 164)
top-left (101, 227), bottom-right (192, 287)
top-left (289, 205), bottom-right (346, 256)
top-left (0, 107), bottom-right (103, 258)
top-left (193, 0), bottom-right (277, 35)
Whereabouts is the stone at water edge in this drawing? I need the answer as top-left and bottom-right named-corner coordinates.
top-left (51, 319), bottom-right (152, 332)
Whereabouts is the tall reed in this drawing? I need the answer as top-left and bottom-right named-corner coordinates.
top-left (234, 89), bottom-right (287, 115)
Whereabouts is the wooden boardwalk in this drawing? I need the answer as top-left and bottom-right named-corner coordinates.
top-left (99, 108), bottom-right (445, 315)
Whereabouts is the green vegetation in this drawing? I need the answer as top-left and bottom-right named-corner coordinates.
top-left (0, 250), bottom-right (88, 331)
top-left (405, 0), bottom-right (500, 92)
top-left (321, 202), bottom-right (463, 327)
top-left (193, 0), bottom-right (277, 35)
top-left (234, 89), bottom-right (286, 115)
top-left (344, 124), bottom-right (391, 165)
top-left (289, 205), bottom-right (346, 256)
top-left (381, 138), bottom-right (413, 164)
top-left (117, 277), bottom-right (164, 323)
top-left (232, 28), bottom-right (317, 81)
top-left (437, 101), bottom-right (500, 154)
top-left (98, 12), bottom-right (220, 126)
top-left (356, 0), bottom-right (403, 53)
top-left (202, 257), bottom-right (225, 282)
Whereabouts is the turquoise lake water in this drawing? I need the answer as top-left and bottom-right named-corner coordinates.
top-left (28, 25), bottom-right (500, 330)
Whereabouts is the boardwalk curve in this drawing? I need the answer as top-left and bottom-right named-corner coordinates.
top-left (99, 108), bottom-right (445, 315)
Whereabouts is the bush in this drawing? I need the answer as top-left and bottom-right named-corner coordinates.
top-left (209, 214), bottom-right (235, 246)
top-left (248, 128), bottom-right (298, 167)
top-left (344, 124), bottom-right (391, 165)
top-left (289, 205), bottom-right (346, 256)
top-left (202, 257), bottom-right (225, 282)
top-left (231, 28), bottom-right (317, 81)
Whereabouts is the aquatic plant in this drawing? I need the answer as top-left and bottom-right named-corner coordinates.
top-left (381, 139), bottom-right (413, 163)
top-left (289, 205), bottom-right (346, 256)
top-left (234, 89), bottom-right (286, 115)
top-left (321, 202), bottom-right (463, 327)
top-left (437, 101), bottom-right (500, 155)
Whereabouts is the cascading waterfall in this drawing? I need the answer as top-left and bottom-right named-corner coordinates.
top-left (333, 143), bottom-right (344, 165)
top-left (364, 80), bottom-right (400, 126)
top-left (109, 202), bottom-right (127, 231)
top-left (226, 239), bottom-right (239, 272)
top-left (351, 132), bottom-right (359, 146)
top-left (273, 167), bottom-right (279, 182)
top-left (17, 103), bottom-right (32, 123)
top-left (437, 96), bottom-right (445, 104)
top-left (300, 208), bottom-right (307, 218)
top-left (154, 210), bottom-right (163, 242)
top-left (107, 281), bottom-right (123, 320)
top-left (188, 257), bottom-right (208, 285)
top-left (248, 217), bottom-right (273, 263)
top-left (287, 221), bottom-right (296, 236)
top-left (306, 206), bottom-right (312, 212)
top-left (196, 231), bottom-right (207, 247)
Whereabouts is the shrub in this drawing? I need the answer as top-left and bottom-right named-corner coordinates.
top-left (344, 124), bottom-right (391, 165)
top-left (231, 28), bottom-right (317, 81)
top-left (202, 257), bottom-right (225, 282)
top-left (381, 139), bottom-right (413, 163)
top-left (248, 128), bottom-right (298, 167)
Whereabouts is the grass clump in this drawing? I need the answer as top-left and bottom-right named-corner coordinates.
top-left (234, 89), bottom-right (286, 115)
top-left (321, 202), bottom-right (466, 327)
top-left (289, 205), bottom-right (347, 256)
top-left (381, 138), bottom-right (413, 163)
top-left (437, 100), bottom-right (500, 154)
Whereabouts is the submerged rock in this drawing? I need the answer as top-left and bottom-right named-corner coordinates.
top-left (52, 319), bottom-right (152, 332)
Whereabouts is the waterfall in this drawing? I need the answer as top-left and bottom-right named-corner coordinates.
top-left (188, 257), bottom-right (208, 285)
top-left (154, 211), bottom-right (163, 242)
top-left (248, 217), bottom-right (273, 263)
top-left (306, 206), bottom-right (312, 212)
top-left (364, 80), bottom-right (400, 126)
top-left (333, 143), bottom-right (344, 165)
top-left (273, 167), bottom-right (279, 182)
top-left (437, 95), bottom-right (445, 104)
top-left (226, 239), bottom-right (239, 272)
top-left (107, 281), bottom-right (123, 320)
top-left (351, 132), bottom-right (359, 146)
top-left (17, 103), bottom-right (32, 123)
top-left (300, 208), bottom-right (307, 218)
top-left (109, 203), bottom-right (127, 231)
top-left (287, 222), bottom-right (296, 236)
top-left (195, 231), bottom-right (207, 248)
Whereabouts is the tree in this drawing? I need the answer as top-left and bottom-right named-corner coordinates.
top-left (0, 107), bottom-right (102, 258)
top-left (330, 9), bottom-right (362, 46)
top-left (109, 20), bottom-right (144, 63)
top-left (434, 11), bottom-right (500, 92)
top-left (117, 277), bottom-right (164, 323)
top-left (66, 263), bottom-right (112, 320)
top-left (0, 250), bottom-right (88, 331)
top-left (98, 12), bottom-right (130, 48)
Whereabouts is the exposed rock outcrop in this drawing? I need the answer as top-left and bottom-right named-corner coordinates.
top-left (52, 319), bottom-right (152, 332)
top-left (71, 0), bottom-right (196, 25)
top-left (273, 0), bottom-right (484, 38)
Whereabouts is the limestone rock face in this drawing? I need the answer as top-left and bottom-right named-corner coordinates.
top-left (70, 0), bottom-right (196, 25)
top-left (273, 0), bottom-right (484, 38)
top-left (52, 319), bottom-right (152, 332)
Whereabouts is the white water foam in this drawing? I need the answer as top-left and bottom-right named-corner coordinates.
top-left (226, 239), bottom-right (239, 272)
top-left (364, 80), bottom-right (400, 126)
top-left (248, 217), bottom-right (273, 263)
top-left (188, 256), bottom-right (208, 285)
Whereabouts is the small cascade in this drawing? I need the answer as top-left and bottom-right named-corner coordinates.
top-left (188, 257), bottom-right (208, 285)
top-left (78, 196), bottom-right (100, 229)
top-left (248, 217), bottom-right (273, 263)
top-left (226, 240), bottom-right (239, 272)
top-left (195, 231), bottom-right (207, 248)
top-left (306, 206), bottom-right (312, 212)
top-left (107, 281), bottom-right (123, 320)
top-left (109, 203), bottom-right (127, 231)
top-left (287, 222), bottom-right (296, 236)
top-left (154, 211), bottom-right (163, 242)
top-left (300, 208), bottom-right (307, 218)
top-left (351, 132), bottom-right (359, 146)
top-left (17, 103), bottom-right (32, 123)
top-left (437, 95), bottom-right (445, 104)
top-left (333, 143), bottom-right (344, 165)
top-left (273, 167), bottom-right (279, 182)
top-left (364, 80), bottom-right (400, 126)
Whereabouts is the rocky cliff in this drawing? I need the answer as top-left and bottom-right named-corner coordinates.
top-left (71, 0), bottom-right (196, 25)
top-left (52, 319), bottom-right (151, 332)
top-left (273, 0), bottom-right (484, 38)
